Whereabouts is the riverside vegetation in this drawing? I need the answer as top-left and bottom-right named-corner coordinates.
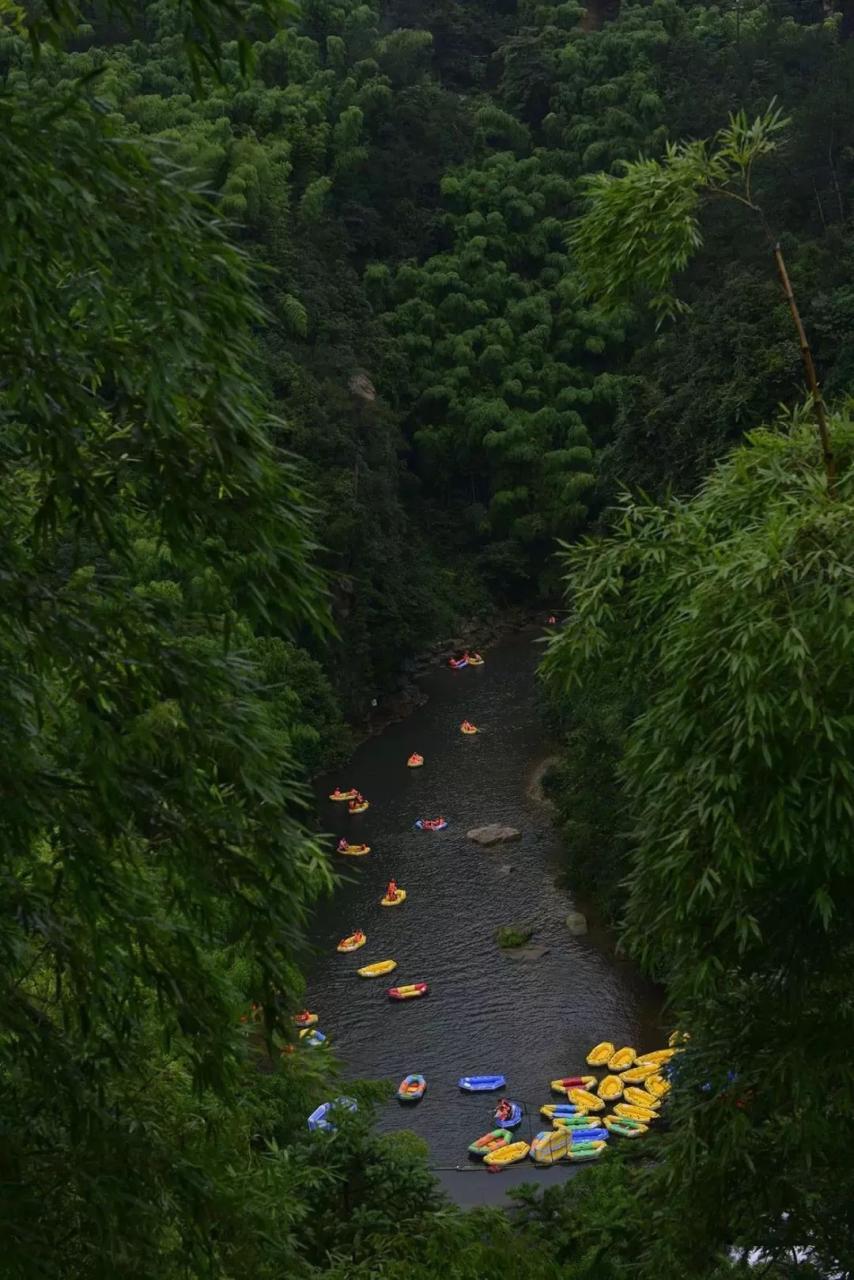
top-left (2, 0), bottom-right (854, 1276)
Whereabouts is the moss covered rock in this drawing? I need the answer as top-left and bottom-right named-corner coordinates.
top-left (495, 924), bottom-right (534, 948)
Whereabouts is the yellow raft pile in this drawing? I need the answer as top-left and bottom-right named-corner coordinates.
top-left (551, 1038), bottom-right (686, 1144)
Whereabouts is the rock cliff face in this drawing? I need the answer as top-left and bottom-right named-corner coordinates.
top-left (580, 0), bottom-right (621, 31)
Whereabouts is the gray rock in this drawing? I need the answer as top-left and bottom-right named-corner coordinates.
top-left (494, 864), bottom-right (515, 878)
top-left (348, 370), bottom-right (376, 402)
top-left (467, 824), bottom-right (522, 846)
top-left (566, 911), bottom-right (588, 936)
top-left (502, 944), bottom-right (550, 962)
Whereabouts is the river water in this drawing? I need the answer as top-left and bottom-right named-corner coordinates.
top-left (310, 630), bottom-right (662, 1204)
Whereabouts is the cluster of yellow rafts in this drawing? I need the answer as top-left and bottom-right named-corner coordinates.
top-left (479, 1036), bottom-right (685, 1169)
top-left (555, 1037), bottom-right (684, 1136)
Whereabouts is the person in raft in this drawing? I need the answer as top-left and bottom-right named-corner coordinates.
top-left (547, 615), bottom-right (557, 625)
top-left (337, 838), bottom-right (349, 851)
top-left (386, 879), bottom-right (398, 902)
top-left (496, 1098), bottom-right (511, 1121)
top-left (461, 720), bottom-right (476, 732)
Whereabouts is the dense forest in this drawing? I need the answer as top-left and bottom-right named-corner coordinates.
top-left (2, 0), bottom-right (854, 1275)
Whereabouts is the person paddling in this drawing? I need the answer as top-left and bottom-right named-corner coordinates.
top-left (386, 879), bottom-right (398, 903)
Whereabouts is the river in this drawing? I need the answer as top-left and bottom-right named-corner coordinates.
top-left (310, 630), bottom-right (662, 1205)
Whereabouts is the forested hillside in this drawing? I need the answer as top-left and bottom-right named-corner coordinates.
top-left (13, 0), bottom-right (854, 691)
top-left (3, 0), bottom-right (854, 1275)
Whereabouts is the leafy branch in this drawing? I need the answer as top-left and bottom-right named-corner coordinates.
top-left (571, 104), bottom-right (836, 495)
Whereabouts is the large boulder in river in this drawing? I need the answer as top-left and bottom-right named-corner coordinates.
top-left (467, 824), bottom-right (522, 846)
top-left (566, 911), bottom-right (588, 936)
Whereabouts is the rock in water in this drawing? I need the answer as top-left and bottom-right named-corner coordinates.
top-left (495, 924), bottom-right (534, 948)
top-left (495, 864), bottom-right (515, 878)
top-left (503, 944), bottom-right (550, 962)
top-left (566, 912), bottom-right (588, 936)
top-left (467, 824), bottom-right (522, 846)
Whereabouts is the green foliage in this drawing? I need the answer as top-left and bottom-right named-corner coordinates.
top-left (571, 104), bottom-right (789, 321)
top-left (0, 76), bottom-right (343, 1277)
top-left (543, 681), bottom-right (634, 923)
top-left (545, 411), bottom-right (854, 1273)
top-left (7, 0), bottom-right (854, 1272)
top-left (377, 148), bottom-right (613, 595)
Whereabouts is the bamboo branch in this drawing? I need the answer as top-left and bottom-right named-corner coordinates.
top-left (773, 243), bottom-right (836, 497)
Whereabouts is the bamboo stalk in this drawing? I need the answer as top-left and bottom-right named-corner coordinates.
top-left (773, 243), bottom-right (836, 497)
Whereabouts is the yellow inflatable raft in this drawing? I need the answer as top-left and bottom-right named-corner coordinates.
top-left (621, 1064), bottom-right (659, 1084)
top-left (530, 1127), bottom-right (572, 1165)
top-left (349, 800), bottom-right (370, 814)
top-left (623, 1086), bottom-right (661, 1110)
top-left (645, 1074), bottom-right (671, 1099)
top-left (569, 1140), bottom-right (606, 1162)
top-left (566, 1088), bottom-right (605, 1112)
top-left (357, 959), bottom-right (397, 978)
top-left (388, 983), bottom-right (428, 1001)
top-left (338, 843), bottom-right (371, 856)
top-left (337, 932), bottom-right (366, 953)
top-left (635, 1048), bottom-right (676, 1066)
top-left (604, 1115), bottom-right (649, 1139)
top-left (549, 1075), bottom-right (596, 1095)
top-left (597, 1074), bottom-right (624, 1102)
top-left (615, 1102), bottom-right (658, 1124)
top-left (460, 722), bottom-right (479, 735)
top-left (607, 1046), bottom-right (636, 1072)
top-left (483, 1140), bottom-right (530, 1168)
top-left (586, 1041), bottom-right (614, 1067)
top-left (380, 888), bottom-right (407, 907)
top-left (329, 788), bottom-right (357, 801)
top-left (540, 1099), bottom-right (594, 1119)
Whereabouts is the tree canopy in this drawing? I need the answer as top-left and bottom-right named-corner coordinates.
top-left (4, 0), bottom-right (854, 1274)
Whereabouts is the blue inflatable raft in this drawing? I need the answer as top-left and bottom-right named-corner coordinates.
top-left (569, 1126), bottom-right (609, 1144)
top-left (494, 1101), bottom-right (523, 1129)
top-left (307, 1096), bottom-right (357, 1132)
top-left (458, 1075), bottom-right (506, 1092)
